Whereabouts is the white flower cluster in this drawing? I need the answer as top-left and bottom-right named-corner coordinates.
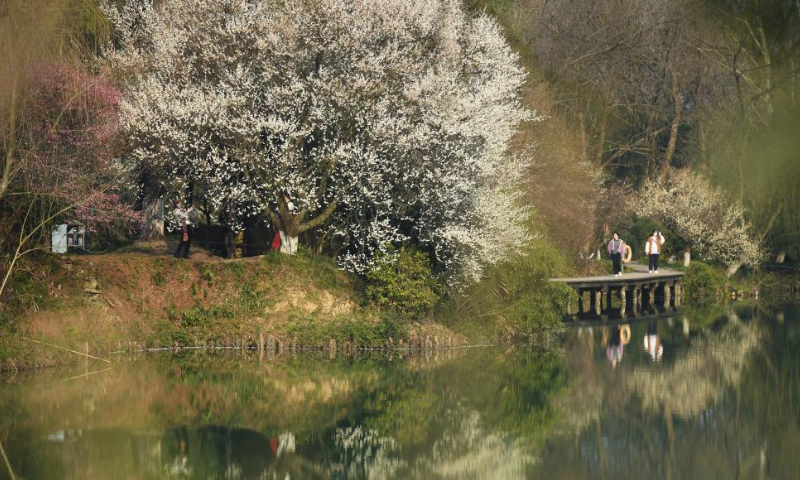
top-left (331, 426), bottom-right (406, 480)
top-left (104, 0), bottom-right (532, 282)
top-left (637, 170), bottom-right (763, 268)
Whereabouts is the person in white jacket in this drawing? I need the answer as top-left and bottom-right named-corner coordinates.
top-left (645, 230), bottom-right (665, 273)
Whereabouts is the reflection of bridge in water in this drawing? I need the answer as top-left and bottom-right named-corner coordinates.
top-left (551, 264), bottom-right (684, 320)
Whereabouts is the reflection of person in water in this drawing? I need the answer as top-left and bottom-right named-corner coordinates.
top-left (644, 321), bottom-right (664, 361)
top-left (682, 317), bottom-right (691, 343)
top-left (606, 325), bottom-right (624, 368)
top-left (167, 427), bottom-right (192, 478)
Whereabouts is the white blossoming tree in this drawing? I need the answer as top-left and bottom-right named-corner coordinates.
top-left (637, 170), bottom-right (762, 276)
top-left (104, 0), bottom-right (532, 281)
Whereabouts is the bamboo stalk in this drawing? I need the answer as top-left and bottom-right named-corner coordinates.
top-left (22, 337), bottom-right (112, 363)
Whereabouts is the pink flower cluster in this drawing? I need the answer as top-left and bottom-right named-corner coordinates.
top-left (19, 62), bottom-right (141, 241)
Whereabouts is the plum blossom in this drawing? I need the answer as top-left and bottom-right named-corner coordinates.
top-left (105, 0), bottom-right (534, 282)
top-left (637, 170), bottom-right (763, 271)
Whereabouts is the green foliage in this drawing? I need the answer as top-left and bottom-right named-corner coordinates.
top-left (443, 239), bottom-right (574, 343)
top-left (464, 0), bottom-right (512, 16)
top-left (168, 304), bottom-right (236, 328)
top-left (362, 348), bottom-right (567, 450)
top-left (628, 217), bottom-right (683, 259)
top-left (365, 247), bottom-right (439, 319)
top-left (0, 262), bottom-right (60, 326)
top-left (201, 265), bottom-right (214, 285)
top-left (0, 330), bottom-right (25, 366)
top-left (153, 318), bottom-right (193, 346)
top-left (150, 270), bottom-right (165, 287)
top-left (285, 313), bottom-right (408, 347)
top-left (78, 0), bottom-right (113, 52)
top-left (683, 262), bottom-right (727, 302)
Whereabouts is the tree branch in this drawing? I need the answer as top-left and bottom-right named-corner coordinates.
top-left (298, 200), bottom-right (338, 234)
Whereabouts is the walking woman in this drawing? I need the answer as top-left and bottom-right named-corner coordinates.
top-left (607, 232), bottom-right (626, 277)
top-left (646, 230), bottom-right (665, 273)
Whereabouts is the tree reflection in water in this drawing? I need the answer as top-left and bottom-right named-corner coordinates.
top-left (0, 349), bottom-right (567, 480)
top-left (1, 306), bottom-right (798, 480)
top-left (536, 305), bottom-right (800, 480)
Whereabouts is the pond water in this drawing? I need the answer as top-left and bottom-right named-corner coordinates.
top-left (1, 303), bottom-right (799, 480)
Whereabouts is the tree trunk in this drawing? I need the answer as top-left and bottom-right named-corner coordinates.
top-left (698, 120), bottom-right (707, 161)
top-left (141, 195), bottom-right (164, 239)
top-left (725, 262), bottom-right (742, 278)
top-left (756, 22), bottom-right (774, 120)
top-left (683, 245), bottom-right (691, 267)
top-left (578, 112), bottom-right (588, 161)
top-left (278, 230), bottom-right (298, 255)
top-left (775, 251), bottom-right (786, 263)
top-left (661, 71), bottom-right (682, 180)
top-left (595, 104), bottom-right (609, 165)
top-left (266, 193), bottom-right (338, 253)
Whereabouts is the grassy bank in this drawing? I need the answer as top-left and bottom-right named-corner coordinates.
top-left (0, 242), bottom-right (466, 372)
top-left (666, 261), bottom-right (800, 304)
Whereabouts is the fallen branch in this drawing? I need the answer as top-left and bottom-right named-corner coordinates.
top-left (0, 436), bottom-right (15, 480)
top-left (22, 337), bottom-right (112, 364)
top-left (62, 367), bottom-right (112, 382)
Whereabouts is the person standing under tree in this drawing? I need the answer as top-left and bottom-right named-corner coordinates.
top-left (607, 232), bottom-right (626, 277)
top-left (173, 200), bottom-right (195, 259)
top-left (646, 230), bottom-right (665, 273)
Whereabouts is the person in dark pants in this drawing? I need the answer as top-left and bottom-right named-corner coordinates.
top-left (173, 200), bottom-right (195, 259)
top-left (607, 232), bottom-right (626, 276)
top-left (646, 230), bottom-right (665, 273)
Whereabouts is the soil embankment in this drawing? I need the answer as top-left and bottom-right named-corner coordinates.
top-left (1, 241), bottom-right (462, 372)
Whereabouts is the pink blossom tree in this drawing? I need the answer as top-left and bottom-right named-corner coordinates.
top-left (1, 61), bottom-right (142, 299)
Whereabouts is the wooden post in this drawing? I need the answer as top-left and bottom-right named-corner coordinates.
top-left (594, 289), bottom-right (601, 315)
top-left (664, 281), bottom-right (672, 306)
top-left (674, 280), bottom-right (681, 307)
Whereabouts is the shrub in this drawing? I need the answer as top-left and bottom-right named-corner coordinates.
top-left (443, 239), bottom-right (574, 343)
top-left (365, 248), bottom-right (439, 319)
top-left (683, 262), bottom-right (726, 302)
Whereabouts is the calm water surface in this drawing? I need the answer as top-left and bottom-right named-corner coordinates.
top-left (1, 304), bottom-right (799, 480)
